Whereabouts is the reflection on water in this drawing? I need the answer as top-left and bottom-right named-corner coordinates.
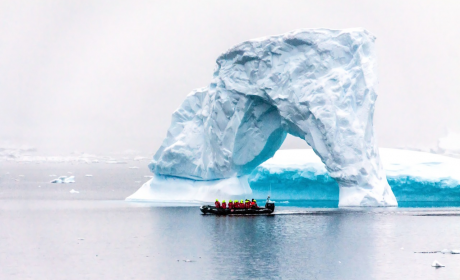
top-left (3, 201), bottom-right (460, 279)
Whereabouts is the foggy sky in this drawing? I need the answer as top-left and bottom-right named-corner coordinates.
top-left (1, 0), bottom-right (459, 155)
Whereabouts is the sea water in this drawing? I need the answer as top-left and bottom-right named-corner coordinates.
top-left (1, 162), bottom-right (460, 279)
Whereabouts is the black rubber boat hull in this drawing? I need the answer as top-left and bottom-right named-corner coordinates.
top-left (200, 203), bottom-right (275, 215)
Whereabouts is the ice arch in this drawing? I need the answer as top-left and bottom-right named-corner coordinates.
top-left (129, 28), bottom-right (397, 206)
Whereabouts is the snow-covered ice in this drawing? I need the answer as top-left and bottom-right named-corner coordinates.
top-left (250, 148), bottom-right (460, 202)
top-left (431, 260), bottom-right (444, 267)
top-left (140, 28), bottom-right (396, 206)
top-left (126, 175), bottom-right (252, 202)
top-left (69, 189), bottom-right (79, 194)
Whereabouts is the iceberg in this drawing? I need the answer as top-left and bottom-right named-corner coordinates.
top-left (129, 28), bottom-right (397, 206)
top-left (250, 148), bottom-right (460, 202)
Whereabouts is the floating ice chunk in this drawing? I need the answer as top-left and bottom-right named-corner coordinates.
top-left (129, 166), bottom-right (139, 169)
top-left (85, 174), bottom-right (93, 177)
top-left (70, 189), bottom-right (79, 194)
top-left (77, 238), bottom-right (85, 240)
top-left (51, 176), bottom-right (75, 184)
top-left (431, 260), bottom-right (445, 267)
top-left (441, 249), bottom-right (451, 254)
top-left (451, 249), bottom-right (460, 254)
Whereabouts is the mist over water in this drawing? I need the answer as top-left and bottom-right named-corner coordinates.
top-left (1, 1), bottom-right (460, 155)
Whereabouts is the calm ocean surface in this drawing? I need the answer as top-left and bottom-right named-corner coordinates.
top-left (1, 162), bottom-right (459, 279)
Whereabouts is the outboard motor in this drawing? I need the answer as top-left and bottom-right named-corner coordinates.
top-left (265, 195), bottom-right (275, 211)
top-left (265, 202), bottom-right (275, 211)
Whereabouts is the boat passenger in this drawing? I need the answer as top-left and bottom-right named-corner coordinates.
top-left (240, 200), bottom-right (245, 209)
top-left (222, 200), bottom-right (227, 209)
top-left (245, 199), bottom-right (250, 208)
top-left (251, 199), bottom-right (258, 209)
top-left (228, 200), bottom-right (234, 209)
top-left (215, 199), bottom-right (221, 208)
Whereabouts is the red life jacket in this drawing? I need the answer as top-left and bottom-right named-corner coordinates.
top-left (240, 202), bottom-right (245, 209)
top-left (251, 201), bottom-right (256, 208)
top-left (245, 201), bottom-right (250, 208)
top-left (235, 202), bottom-right (239, 208)
top-left (228, 202), bottom-right (233, 209)
top-left (222, 202), bottom-right (227, 209)
top-left (215, 201), bottom-right (221, 208)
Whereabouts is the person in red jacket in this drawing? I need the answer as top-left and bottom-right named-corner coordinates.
top-left (251, 199), bottom-right (258, 209)
top-left (228, 200), bottom-right (233, 209)
top-left (221, 200), bottom-right (227, 209)
top-left (240, 200), bottom-right (245, 208)
top-left (215, 199), bottom-right (221, 208)
top-left (245, 199), bottom-right (250, 208)
top-left (233, 200), bottom-right (238, 208)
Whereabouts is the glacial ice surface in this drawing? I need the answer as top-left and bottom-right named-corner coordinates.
top-left (145, 28), bottom-right (397, 207)
top-left (249, 148), bottom-right (460, 202)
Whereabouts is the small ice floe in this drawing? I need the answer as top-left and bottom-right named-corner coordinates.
top-left (77, 238), bottom-right (85, 240)
top-left (70, 189), bottom-right (79, 194)
top-left (51, 176), bottom-right (75, 184)
top-left (85, 174), bottom-right (93, 177)
top-left (432, 260), bottom-right (445, 267)
top-left (183, 259), bottom-right (195, 262)
top-left (129, 166), bottom-right (139, 169)
top-left (451, 249), bottom-right (460, 254)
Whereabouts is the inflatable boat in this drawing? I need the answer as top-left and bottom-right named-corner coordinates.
top-left (200, 201), bottom-right (275, 215)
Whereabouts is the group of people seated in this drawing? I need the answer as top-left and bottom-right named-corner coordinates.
top-left (215, 199), bottom-right (258, 209)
